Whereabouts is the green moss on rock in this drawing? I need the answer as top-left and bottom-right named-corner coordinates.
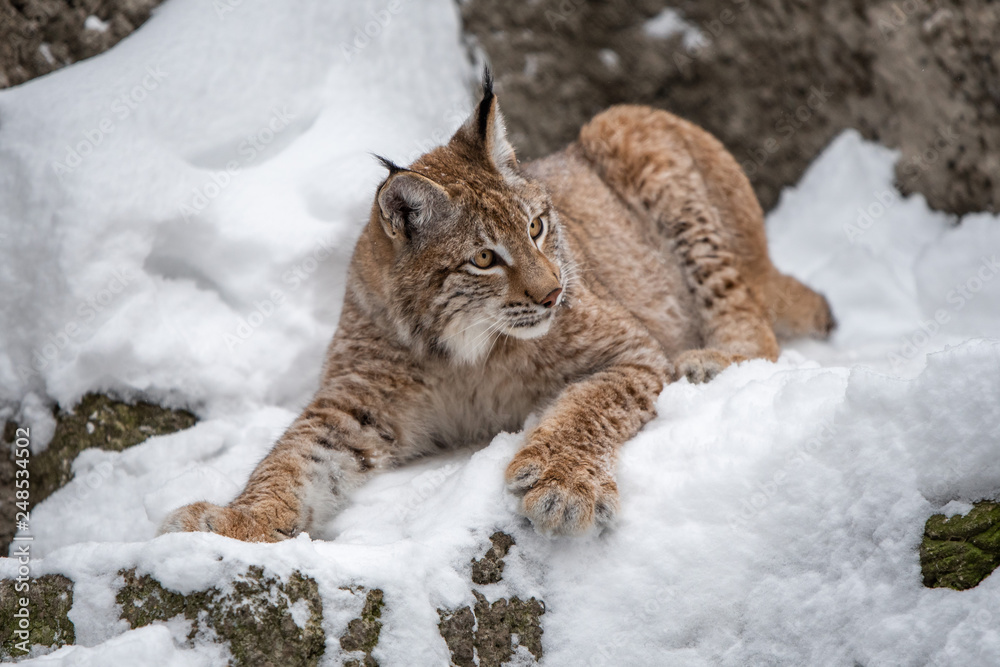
top-left (439, 532), bottom-right (545, 666)
top-left (921, 500), bottom-right (1000, 591)
top-left (117, 566), bottom-right (324, 667)
top-left (32, 393), bottom-right (197, 505)
top-left (339, 588), bottom-right (385, 667)
top-left (0, 574), bottom-right (75, 660)
top-left (2, 393), bottom-right (197, 551)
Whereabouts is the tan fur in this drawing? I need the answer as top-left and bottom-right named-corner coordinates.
top-left (161, 75), bottom-right (833, 542)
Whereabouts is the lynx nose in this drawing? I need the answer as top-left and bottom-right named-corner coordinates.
top-left (539, 288), bottom-right (562, 309)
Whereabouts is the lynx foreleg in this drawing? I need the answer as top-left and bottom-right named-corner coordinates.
top-left (160, 388), bottom-right (402, 542)
top-left (505, 337), bottom-right (668, 536)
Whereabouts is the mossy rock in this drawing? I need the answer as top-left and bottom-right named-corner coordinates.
top-left (117, 565), bottom-right (324, 667)
top-left (471, 532), bottom-right (515, 586)
top-left (921, 500), bottom-right (1000, 591)
top-left (30, 393), bottom-right (198, 505)
top-left (439, 532), bottom-right (545, 666)
top-left (339, 588), bottom-right (385, 667)
top-left (2, 393), bottom-right (197, 551)
top-left (439, 592), bottom-right (544, 667)
top-left (0, 574), bottom-right (75, 660)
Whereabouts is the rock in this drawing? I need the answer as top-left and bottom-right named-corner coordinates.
top-left (439, 593), bottom-right (545, 667)
top-left (339, 588), bottom-right (385, 667)
top-left (461, 0), bottom-right (1000, 215)
top-left (439, 532), bottom-right (545, 666)
top-left (0, 0), bottom-right (164, 89)
top-left (117, 565), bottom-right (325, 667)
top-left (0, 574), bottom-right (75, 660)
top-left (471, 531), bottom-right (516, 586)
top-left (921, 500), bottom-right (1000, 591)
top-left (2, 393), bottom-right (197, 552)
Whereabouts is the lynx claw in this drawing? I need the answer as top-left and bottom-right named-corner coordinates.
top-left (505, 448), bottom-right (619, 536)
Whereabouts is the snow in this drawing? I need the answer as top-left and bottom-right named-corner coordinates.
top-left (643, 8), bottom-right (707, 50)
top-left (1, 0), bottom-right (999, 665)
top-left (84, 16), bottom-right (111, 34)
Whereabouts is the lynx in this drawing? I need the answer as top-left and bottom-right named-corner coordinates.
top-left (161, 71), bottom-right (833, 541)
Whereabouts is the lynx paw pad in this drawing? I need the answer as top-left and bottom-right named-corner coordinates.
top-left (505, 448), bottom-right (619, 536)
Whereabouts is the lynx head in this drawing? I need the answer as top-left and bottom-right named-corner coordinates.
top-left (365, 69), bottom-right (569, 364)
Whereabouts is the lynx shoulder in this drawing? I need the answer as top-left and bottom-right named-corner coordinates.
top-left (161, 71), bottom-right (833, 541)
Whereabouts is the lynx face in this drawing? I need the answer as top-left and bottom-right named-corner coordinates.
top-left (370, 84), bottom-right (568, 364)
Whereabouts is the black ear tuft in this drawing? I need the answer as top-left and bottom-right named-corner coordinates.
top-left (476, 66), bottom-right (495, 141)
top-left (482, 65), bottom-right (494, 99)
top-left (373, 154), bottom-right (406, 174)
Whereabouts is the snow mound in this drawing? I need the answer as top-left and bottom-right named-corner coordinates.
top-left (1, 0), bottom-right (999, 665)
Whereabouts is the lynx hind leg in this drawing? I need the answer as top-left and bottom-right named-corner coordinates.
top-left (766, 272), bottom-right (836, 340)
top-left (579, 105), bottom-right (779, 383)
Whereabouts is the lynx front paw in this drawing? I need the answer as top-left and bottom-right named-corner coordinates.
top-left (159, 502), bottom-right (291, 543)
top-left (505, 446), bottom-right (619, 536)
top-left (672, 349), bottom-right (747, 384)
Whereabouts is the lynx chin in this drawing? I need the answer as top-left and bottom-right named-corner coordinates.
top-left (161, 69), bottom-right (834, 541)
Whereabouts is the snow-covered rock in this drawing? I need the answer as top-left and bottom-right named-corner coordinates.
top-left (1, 0), bottom-right (999, 665)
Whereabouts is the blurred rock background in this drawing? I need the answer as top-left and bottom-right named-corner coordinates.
top-left (3, 0), bottom-right (996, 215)
top-left (461, 0), bottom-right (998, 215)
top-left (0, 0), bottom-right (161, 88)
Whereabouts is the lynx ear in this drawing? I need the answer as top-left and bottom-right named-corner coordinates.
top-left (375, 158), bottom-right (450, 240)
top-left (462, 67), bottom-right (517, 175)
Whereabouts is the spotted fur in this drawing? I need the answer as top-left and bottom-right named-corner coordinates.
top-left (161, 72), bottom-right (834, 541)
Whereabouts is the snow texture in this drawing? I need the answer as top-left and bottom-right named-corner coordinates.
top-left (643, 8), bottom-right (707, 50)
top-left (1, 0), bottom-right (999, 665)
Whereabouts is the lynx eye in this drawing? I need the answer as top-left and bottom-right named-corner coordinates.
top-left (529, 216), bottom-right (544, 239)
top-left (472, 249), bottom-right (496, 269)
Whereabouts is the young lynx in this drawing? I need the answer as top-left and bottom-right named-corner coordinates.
top-left (162, 71), bottom-right (833, 541)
